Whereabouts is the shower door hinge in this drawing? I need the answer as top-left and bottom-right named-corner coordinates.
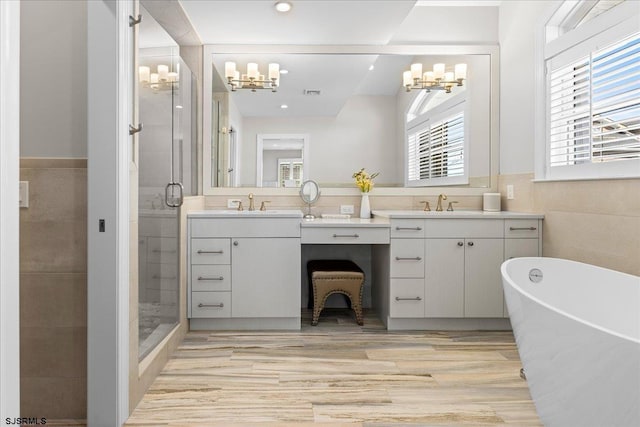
top-left (129, 14), bottom-right (142, 27)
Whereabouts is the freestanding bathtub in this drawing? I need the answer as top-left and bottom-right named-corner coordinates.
top-left (501, 257), bottom-right (640, 427)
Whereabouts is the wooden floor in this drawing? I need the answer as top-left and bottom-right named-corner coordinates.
top-left (126, 310), bottom-right (541, 426)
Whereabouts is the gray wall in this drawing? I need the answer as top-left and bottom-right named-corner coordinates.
top-left (20, 0), bottom-right (87, 158)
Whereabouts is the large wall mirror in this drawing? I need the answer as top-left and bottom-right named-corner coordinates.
top-left (203, 45), bottom-right (499, 195)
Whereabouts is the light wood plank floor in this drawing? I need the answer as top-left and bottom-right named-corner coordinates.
top-left (126, 310), bottom-right (541, 426)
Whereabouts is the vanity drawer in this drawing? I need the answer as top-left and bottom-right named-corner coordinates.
top-left (190, 218), bottom-right (300, 238)
top-left (505, 219), bottom-right (540, 238)
top-left (301, 227), bottom-right (389, 244)
top-left (390, 239), bottom-right (425, 278)
top-left (145, 262), bottom-right (178, 291)
top-left (424, 219), bottom-right (504, 238)
top-left (191, 292), bottom-right (231, 318)
top-left (191, 238), bottom-right (231, 264)
top-left (147, 237), bottom-right (178, 264)
top-left (390, 219), bottom-right (425, 238)
top-left (191, 265), bottom-right (231, 292)
top-left (389, 279), bottom-right (425, 318)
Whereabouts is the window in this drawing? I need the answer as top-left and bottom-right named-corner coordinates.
top-left (406, 99), bottom-right (467, 186)
top-left (542, 0), bottom-right (640, 179)
top-left (278, 158), bottom-right (303, 187)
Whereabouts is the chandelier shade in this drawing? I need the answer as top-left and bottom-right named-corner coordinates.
top-left (403, 62), bottom-right (466, 93)
top-left (139, 64), bottom-right (179, 90)
top-left (224, 61), bottom-right (280, 92)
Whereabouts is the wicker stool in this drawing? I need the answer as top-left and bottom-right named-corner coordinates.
top-left (307, 260), bottom-right (364, 326)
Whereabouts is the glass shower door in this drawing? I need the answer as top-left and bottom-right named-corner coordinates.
top-left (137, 10), bottom-right (195, 360)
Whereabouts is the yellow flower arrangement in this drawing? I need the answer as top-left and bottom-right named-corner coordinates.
top-left (352, 168), bottom-right (379, 193)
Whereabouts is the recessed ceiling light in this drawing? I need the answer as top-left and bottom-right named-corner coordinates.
top-left (280, 69), bottom-right (289, 74)
top-left (280, 104), bottom-right (288, 109)
top-left (275, 1), bottom-right (292, 13)
top-left (369, 65), bottom-right (375, 71)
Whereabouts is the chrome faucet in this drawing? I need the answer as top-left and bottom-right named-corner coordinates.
top-left (436, 194), bottom-right (447, 211)
top-left (248, 193), bottom-right (255, 211)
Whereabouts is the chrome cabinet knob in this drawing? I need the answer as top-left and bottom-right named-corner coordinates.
top-left (468, 241), bottom-right (474, 246)
top-left (457, 241), bottom-right (463, 246)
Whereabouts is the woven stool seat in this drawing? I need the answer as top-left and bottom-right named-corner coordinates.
top-left (307, 260), bottom-right (364, 326)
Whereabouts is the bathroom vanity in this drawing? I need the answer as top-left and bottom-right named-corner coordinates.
top-left (188, 210), bottom-right (303, 330)
top-left (187, 210), bottom-right (543, 331)
top-left (372, 210), bottom-right (543, 330)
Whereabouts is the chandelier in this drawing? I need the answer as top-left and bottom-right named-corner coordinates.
top-left (224, 61), bottom-right (280, 92)
top-left (402, 63), bottom-right (467, 93)
top-left (139, 64), bottom-right (179, 90)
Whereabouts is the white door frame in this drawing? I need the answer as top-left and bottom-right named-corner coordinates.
top-left (256, 134), bottom-right (310, 187)
top-left (87, 1), bottom-right (131, 424)
top-left (0, 0), bottom-right (21, 418)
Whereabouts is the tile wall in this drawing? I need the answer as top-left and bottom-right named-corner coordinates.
top-left (19, 158), bottom-right (87, 419)
top-left (499, 173), bottom-right (640, 276)
top-left (202, 193), bottom-right (484, 213)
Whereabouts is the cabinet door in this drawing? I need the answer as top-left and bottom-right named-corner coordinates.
top-left (464, 238), bottom-right (504, 317)
top-left (231, 238), bottom-right (301, 318)
top-left (425, 239), bottom-right (465, 317)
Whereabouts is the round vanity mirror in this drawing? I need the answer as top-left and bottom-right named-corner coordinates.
top-left (299, 180), bottom-right (320, 219)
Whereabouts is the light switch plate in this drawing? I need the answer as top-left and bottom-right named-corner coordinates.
top-left (19, 181), bottom-right (29, 208)
top-left (340, 204), bottom-right (354, 215)
top-left (506, 185), bottom-right (514, 200)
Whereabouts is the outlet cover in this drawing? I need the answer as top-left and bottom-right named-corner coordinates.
top-left (19, 181), bottom-right (29, 208)
top-left (340, 204), bottom-right (354, 215)
top-left (506, 185), bottom-right (515, 200)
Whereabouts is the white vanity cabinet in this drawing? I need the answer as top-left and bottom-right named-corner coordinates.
top-left (187, 211), bottom-right (303, 330)
top-left (231, 237), bottom-right (300, 317)
top-left (375, 211), bottom-right (543, 330)
top-left (424, 219), bottom-right (506, 318)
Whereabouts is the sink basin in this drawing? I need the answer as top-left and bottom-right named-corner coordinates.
top-left (189, 209), bottom-right (303, 218)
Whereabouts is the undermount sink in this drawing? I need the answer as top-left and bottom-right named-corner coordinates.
top-left (189, 209), bottom-right (304, 218)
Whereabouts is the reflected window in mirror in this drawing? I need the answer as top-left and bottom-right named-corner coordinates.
top-left (278, 158), bottom-right (303, 188)
top-left (406, 92), bottom-right (468, 187)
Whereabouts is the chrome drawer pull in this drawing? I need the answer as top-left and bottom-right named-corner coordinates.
top-left (197, 249), bottom-right (224, 254)
top-left (510, 226), bottom-right (537, 231)
top-left (197, 276), bottom-right (224, 281)
top-left (395, 226), bottom-right (422, 231)
top-left (198, 303), bottom-right (224, 308)
top-left (395, 256), bottom-right (422, 261)
top-left (395, 296), bottom-right (422, 301)
top-left (333, 234), bottom-right (359, 238)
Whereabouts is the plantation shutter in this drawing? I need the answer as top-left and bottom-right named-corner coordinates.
top-left (407, 110), bottom-right (465, 185)
top-left (548, 32), bottom-right (640, 167)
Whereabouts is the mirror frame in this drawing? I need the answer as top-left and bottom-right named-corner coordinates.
top-left (299, 180), bottom-right (321, 204)
top-left (202, 44), bottom-right (499, 197)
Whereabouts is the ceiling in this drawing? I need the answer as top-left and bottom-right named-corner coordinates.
top-left (143, 1), bottom-right (499, 117)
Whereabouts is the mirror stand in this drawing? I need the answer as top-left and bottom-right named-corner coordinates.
top-left (299, 180), bottom-right (320, 220)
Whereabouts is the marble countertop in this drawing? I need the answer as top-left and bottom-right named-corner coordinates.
top-left (188, 209), bottom-right (304, 218)
top-left (372, 210), bottom-right (544, 219)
